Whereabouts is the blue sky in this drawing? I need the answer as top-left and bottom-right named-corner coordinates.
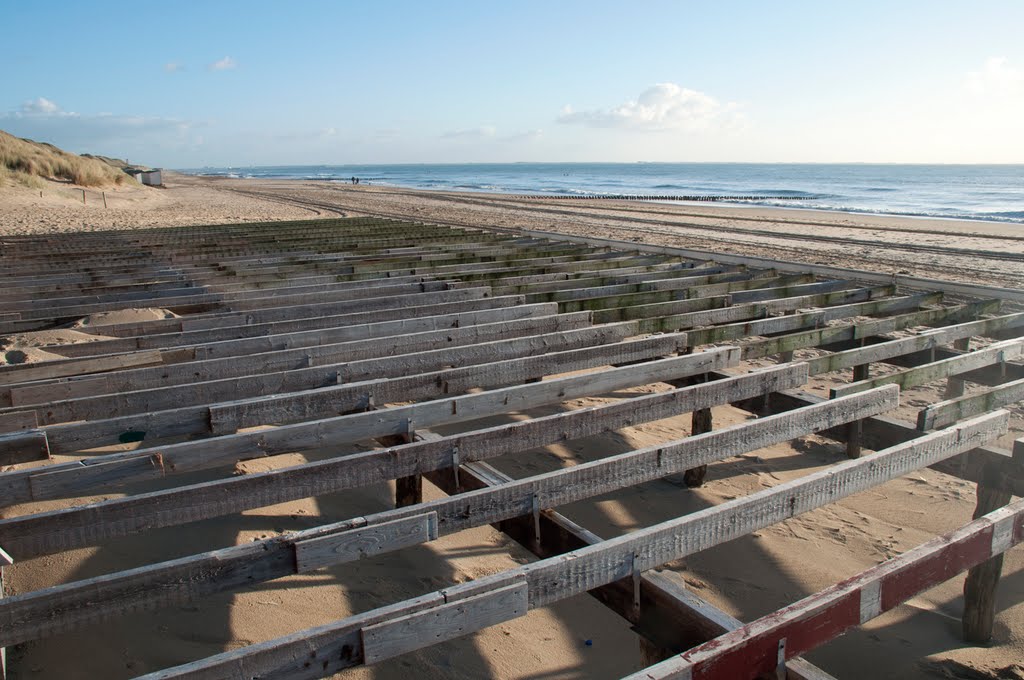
top-left (3, 1), bottom-right (1023, 167)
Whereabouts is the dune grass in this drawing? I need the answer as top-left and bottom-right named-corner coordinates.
top-left (0, 129), bottom-right (132, 188)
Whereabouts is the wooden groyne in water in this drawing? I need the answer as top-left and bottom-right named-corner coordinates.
top-left (514, 193), bottom-right (817, 201)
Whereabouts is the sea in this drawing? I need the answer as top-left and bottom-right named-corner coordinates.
top-left (183, 163), bottom-right (1024, 225)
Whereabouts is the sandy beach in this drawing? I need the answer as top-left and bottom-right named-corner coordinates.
top-left (2, 172), bottom-right (1021, 290)
top-left (1, 173), bottom-right (1022, 680)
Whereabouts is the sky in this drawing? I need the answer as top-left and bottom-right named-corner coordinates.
top-left (3, 1), bottom-right (1024, 167)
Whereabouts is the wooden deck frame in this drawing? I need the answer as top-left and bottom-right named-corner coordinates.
top-left (2, 216), bottom-right (1022, 680)
top-left (0, 364), bottom-right (816, 646)
top-left (127, 412), bottom-right (1007, 680)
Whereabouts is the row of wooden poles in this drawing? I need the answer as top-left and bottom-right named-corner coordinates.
top-left (516, 193), bottom-right (817, 201)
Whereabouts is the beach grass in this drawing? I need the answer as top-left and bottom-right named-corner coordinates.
top-left (0, 129), bottom-right (132, 188)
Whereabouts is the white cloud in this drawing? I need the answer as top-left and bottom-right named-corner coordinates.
top-left (164, 61), bottom-right (184, 73)
top-left (440, 126), bottom-right (496, 140)
top-left (500, 129), bottom-right (543, 143)
top-left (966, 57), bottom-right (1023, 96)
top-left (22, 97), bottom-right (60, 114)
top-left (558, 83), bottom-right (741, 132)
top-left (208, 56), bottom-right (237, 71)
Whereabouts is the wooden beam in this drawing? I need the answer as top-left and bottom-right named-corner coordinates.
top-left (804, 313), bottom-right (1024, 376)
top-left (625, 496), bottom-right (1024, 680)
top-left (1, 298), bottom-right (540, 405)
top-left (8, 320), bottom-right (636, 428)
top-left (0, 430), bottom-right (49, 467)
top-left (478, 223), bottom-right (1024, 305)
top-left (732, 384), bottom-right (1024, 497)
top-left (45, 299), bottom-right (553, 359)
top-left (0, 350), bottom-right (165, 386)
top-left (643, 285), bottom-right (897, 335)
top-left (0, 411), bottom-right (37, 434)
top-left (918, 376), bottom-right (1024, 431)
top-left (831, 338), bottom-right (1024, 398)
top-left (7, 315), bottom-right (605, 453)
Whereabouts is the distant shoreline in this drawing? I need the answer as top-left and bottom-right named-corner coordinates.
top-left (177, 162), bottom-right (1024, 226)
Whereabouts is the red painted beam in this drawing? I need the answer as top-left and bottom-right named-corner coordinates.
top-left (627, 497), bottom-right (1024, 680)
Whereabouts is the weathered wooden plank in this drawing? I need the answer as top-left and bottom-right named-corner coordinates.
top-left (685, 292), bottom-right (946, 347)
top-left (804, 312), bottom-right (1024, 376)
top-left (61, 294), bottom-right (529, 346)
top-left (831, 338), bottom-right (1024, 397)
top-left (49, 291), bottom-right (541, 359)
top-left (0, 430), bottom-right (49, 466)
top-left (644, 285), bottom-right (897, 334)
top-left (0, 350), bottom-right (165, 386)
top-left (10, 320), bottom-right (637, 428)
top-left (625, 496), bottom-right (1024, 680)
top-left (28, 453), bottom-right (163, 500)
top-left (0, 366), bottom-right (807, 646)
top-left (9, 315), bottom-right (601, 451)
top-left (2, 298), bottom-right (537, 404)
top-left (918, 376), bottom-right (1024, 430)
top-left (132, 411), bottom-right (1006, 680)
top-left (360, 580), bottom-right (529, 664)
top-left (295, 513), bottom-right (439, 573)
top-left (481, 223), bottom-right (1024, 305)
top-left (731, 382), bottom-right (1024, 496)
top-left (0, 411), bottom-right (36, 434)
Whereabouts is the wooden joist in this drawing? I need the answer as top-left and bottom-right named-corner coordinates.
top-left (918, 376), bottom-right (1024, 431)
top-left (832, 337), bottom-right (1024, 398)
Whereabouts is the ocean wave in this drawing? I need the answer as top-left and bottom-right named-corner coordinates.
top-left (982, 210), bottom-right (1024, 220)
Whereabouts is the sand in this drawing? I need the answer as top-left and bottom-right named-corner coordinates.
top-left (1, 174), bottom-right (1022, 680)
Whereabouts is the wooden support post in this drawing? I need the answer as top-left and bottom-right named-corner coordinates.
top-left (777, 310), bottom-right (797, 364)
top-left (962, 437), bottom-right (1020, 642)
top-left (847, 340), bottom-right (870, 459)
top-left (0, 546), bottom-right (11, 680)
top-left (395, 420), bottom-right (421, 508)
top-left (686, 401), bottom-right (713, 487)
top-left (395, 474), bottom-right (422, 508)
top-left (945, 337), bottom-right (971, 399)
top-left (102, 191), bottom-right (107, 209)
top-left (666, 355), bottom-right (711, 487)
